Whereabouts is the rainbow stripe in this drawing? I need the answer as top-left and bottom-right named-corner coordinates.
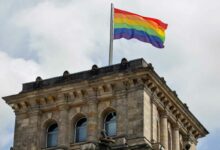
top-left (114, 8), bottom-right (168, 48)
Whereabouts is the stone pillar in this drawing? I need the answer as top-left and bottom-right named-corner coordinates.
top-left (190, 142), bottom-right (197, 150)
top-left (87, 88), bottom-right (98, 142)
top-left (160, 112), bottom-right (168, 150)
top-left (58, 104), bottom-right (69, 148)
top-left (13, 112), bottom-right (30, 150)
top-left (172, 124), bottom-right (180, 150)
top-left (28, 109), bottom-right (41, 150)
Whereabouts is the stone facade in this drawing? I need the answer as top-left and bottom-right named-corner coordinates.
top-left (3, 58), bottom-right (208, 150)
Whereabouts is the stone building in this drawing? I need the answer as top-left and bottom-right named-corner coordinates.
top-left (3, 58), bottom-right (208, 150)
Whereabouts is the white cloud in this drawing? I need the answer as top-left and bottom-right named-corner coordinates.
top-left (0, 51), bottom-right (41, 149)
top-left (13, 0), bottom-right (111, 77)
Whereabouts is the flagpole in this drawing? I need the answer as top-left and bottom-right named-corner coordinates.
top-left (109, 3), bottom-right (114, 65)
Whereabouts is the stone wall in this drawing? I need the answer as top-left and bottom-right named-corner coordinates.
top-left (3, 59), bottom-right (207, 150)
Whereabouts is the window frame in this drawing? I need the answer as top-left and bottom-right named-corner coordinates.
top-left (104, 112), bottom-right (117, 137)
top-left (46, 123), bottom-right (58, 148)
top-left (74, 117), bottom-right (87, 143)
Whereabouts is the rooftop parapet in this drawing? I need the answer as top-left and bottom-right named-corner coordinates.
top-left (22, 58), bottom-right (148, 93)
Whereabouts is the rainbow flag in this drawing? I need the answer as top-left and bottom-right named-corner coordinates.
top-left (114, 8), bottom-right (168, 48)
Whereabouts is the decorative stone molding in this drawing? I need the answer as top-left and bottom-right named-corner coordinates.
top-left (160, 110), bottom-right (168, 118)
top-left (81, 143), bottom-right (96, 150)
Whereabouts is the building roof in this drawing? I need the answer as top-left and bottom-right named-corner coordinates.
top-left (2, 58), bottom-right (209, 138)
top-left (21, 58), bottom-right (148, 93)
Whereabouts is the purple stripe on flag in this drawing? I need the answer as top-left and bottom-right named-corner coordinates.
top-left (114, 28), bottom-right (164, 48)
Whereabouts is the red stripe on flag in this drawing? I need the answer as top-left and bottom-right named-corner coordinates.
top-left (114, 8), bottom-right (168, 30)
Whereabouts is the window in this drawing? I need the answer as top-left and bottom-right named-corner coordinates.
top-left (47, 123), bottom-right (58, 147)
top-left (75, 118), bottom-right (87, 142)
top-left (104, 112), bottom-right (116, 136)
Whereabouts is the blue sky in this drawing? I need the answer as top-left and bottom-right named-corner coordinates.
top-left (0, 0), bottom-right (220, 149)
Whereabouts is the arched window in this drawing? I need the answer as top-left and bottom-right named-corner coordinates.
top-left (75, 118), bottom-right (87, 142)
top-left (47, 123), bottom-right (58, 147)
top-left (104, 112), bottom-right (116, 136)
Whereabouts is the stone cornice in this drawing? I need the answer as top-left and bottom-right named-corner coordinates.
top-left (143, 69), bottom-right (209, 139)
